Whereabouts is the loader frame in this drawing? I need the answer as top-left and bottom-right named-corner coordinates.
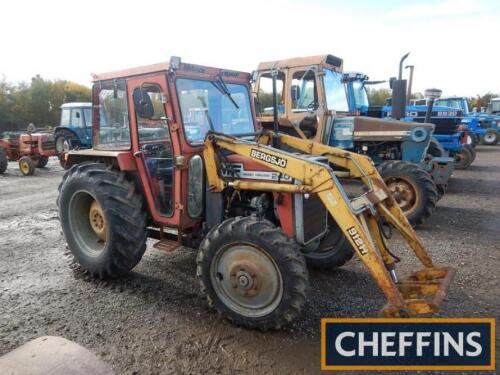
top-left (204, 130), bottom-right (455, 317)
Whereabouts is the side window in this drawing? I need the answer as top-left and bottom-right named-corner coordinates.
top-left (291, 70), bottom-right (317, 112)
top-left (132, 85), bottom-right (170, 142)
top-left (257, 73), bottom-right (284, 116)
top-left (60, 108), bottom-right (70, 126)
top-left (95, 80), bottom-right (130, 150)
top-left (133, 84), bottom-right (173, 217)
top-left (71, 109), bottom-right (82, 127)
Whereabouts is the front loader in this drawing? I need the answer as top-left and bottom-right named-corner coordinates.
top-left (58, 57), bottom-right (455, 330)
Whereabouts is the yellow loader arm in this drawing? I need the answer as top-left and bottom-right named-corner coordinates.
top-left (204, 131), bottom-right (455, 317)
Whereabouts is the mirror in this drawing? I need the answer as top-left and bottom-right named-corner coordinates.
top-left (133, 88), bottom-right (154, 119)
top-left (291, 85), bottom-right (301, 101)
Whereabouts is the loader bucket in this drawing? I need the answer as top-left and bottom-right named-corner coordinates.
top-left (381, 267), bottom-right (457, 317)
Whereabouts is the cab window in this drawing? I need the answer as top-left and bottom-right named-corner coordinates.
top-left (291, 70), bottom-right (317, 112)
top-left (71, 108), bottom-right (83, 127)
top-left (60, 108), bottom-right (70, 126)
top-left (257, 72), bottom-right (284, 116)
top-left (95, 80), bottom-right (131, 150)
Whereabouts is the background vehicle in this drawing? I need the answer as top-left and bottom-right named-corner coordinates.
top-left (54, 102), bottom-right (92, 153)
top-left (58, 57), bottom-right (454, 330)
top-left (254, 55), bottom-right (441, 226)
top-left (0, 127), bottom-right (56, 175)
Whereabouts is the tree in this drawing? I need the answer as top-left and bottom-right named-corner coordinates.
top-left (367, 87), bottom-right (391, 106)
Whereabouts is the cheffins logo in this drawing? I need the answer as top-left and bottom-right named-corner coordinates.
top-left (321, 318), bottom-right (495, 371)
top-left (250, 149), bottom-right (287, 168)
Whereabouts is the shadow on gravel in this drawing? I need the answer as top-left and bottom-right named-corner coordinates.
top-left (431, 205), bottom-right (498, 237)
top-left (447, 176), bottom-right (500, 195)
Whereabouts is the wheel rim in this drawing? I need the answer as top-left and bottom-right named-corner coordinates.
top-left (62, 139), bottom-right (70, 152)
top-left (485, 133), bottom-right (496, 143)
top-left (210, 244), bottom-right (283, 318)
top-left (19, 160), bottom-right (30, 174)
top-left (385, 177), bottom-right (418, 214)
top-left (69, 191), bottom-right (107, 256)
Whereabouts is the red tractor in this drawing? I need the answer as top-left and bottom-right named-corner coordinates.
top-left (58, 57), bottom-right (454, 330)
top-left (0, 127), bottom-right (57, 176)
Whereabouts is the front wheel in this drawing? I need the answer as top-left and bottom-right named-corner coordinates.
top-left (378, 161), bottom-right (438, 226)
top-left (55, 133), bottom-right (76, 153)
top-left (19, 157), bottom-right (36, 176)
top-left (58, 162), bottom-right (148, 278)
top-left (480, 129), bottom-right (499, 145)
top-left (197, 217), bottom-right (308, 330)
top-left (453, 147), bottom-right (473, 170)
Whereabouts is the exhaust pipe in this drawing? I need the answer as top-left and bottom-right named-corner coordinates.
top-left (392, 53), bottom-right (410, 120)
top-left (405, 65), bottom-right (414, 105)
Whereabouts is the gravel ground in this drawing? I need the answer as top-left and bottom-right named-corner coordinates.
top-left (0, 147), bottom-right (499, 374)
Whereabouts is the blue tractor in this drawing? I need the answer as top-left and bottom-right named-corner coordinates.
top-left (344, 72), bottom-right (454, 199)
top-left (54, 102), bottom-right (92, 153)
top-left (435, 97), bottom-right (500, 146)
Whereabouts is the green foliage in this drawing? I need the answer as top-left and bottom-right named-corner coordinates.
top-left (0, 75), bottom-right (91, 132)
top-left (367, 87), bottom-right (391, 106)
top-left (467, 92), bottom-right (500, 111)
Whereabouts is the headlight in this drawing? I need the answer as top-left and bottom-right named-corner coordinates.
top-left (410, 127), bottom-right (428, 142)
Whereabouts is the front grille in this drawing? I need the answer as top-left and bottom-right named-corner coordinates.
top-left (413, 118), bottom-right (459, 135)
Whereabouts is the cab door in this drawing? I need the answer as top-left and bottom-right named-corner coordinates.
top-left (127, 75), bottom-right (182, 227)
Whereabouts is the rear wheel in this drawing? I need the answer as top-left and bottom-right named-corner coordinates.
top-left (0, 148), bottom-right (7, 174)
top-left (19, 157), bottom-right (36, 176)
top-left (35, 156), bottom-right (49, 168)
top-left (378, 161), bottom-right (438, 226)
top-left (465, 144), bottom-right (476, 162)
top-left (197, 217), bottom-right (308, 330)
top-left (453, 147), bottom-right (473, 170)
top-left (55, 133), bottom-right (77, 153)
top-left (301, 218), bottom-right (354, 270)
top-left (58, 162), bottom-right (148, 278)
top-left (480, 129), bottom-right (499, 145)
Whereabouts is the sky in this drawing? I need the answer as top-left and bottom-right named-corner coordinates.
top-left (1, 0), bottom-right (499, 97)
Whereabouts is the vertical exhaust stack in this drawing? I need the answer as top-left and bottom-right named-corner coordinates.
top-left (424, 88), bottom-right (442, 123)
top-left (391, 53), bottom-right (410, 120)
top-left (405, 65), bottom-right (415, 105)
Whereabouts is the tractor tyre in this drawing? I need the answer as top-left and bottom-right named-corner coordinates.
top-left (35, 156), bottom-right (49, 168)
top-left (465, 144), bottom-right (477, 162)
top-left (436, 184), bottom-right (447, 200)
top-left (301, 218), bottom-right (354, 270)
top-left (453, 147), bottom-right (473, 170)
top-left (480, 129), bottom-right (499, 145)
top-left (19, 157), bottom-right (36, 176)
top-left (378, 161), bottom-right (438, 226)
top-left (0, 148), bottom-right (7, 174)
top-left (197, 216), bottom-right (308, 330)
top-left (427, 138), bottom-right (446, 158)
top-left (58, 162), bottom-right (148, 278)
top-left (55, 133), bottom-right (77, 154)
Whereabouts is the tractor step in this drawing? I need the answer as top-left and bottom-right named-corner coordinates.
top-left (153, 239), bottom-right (181, 253)
top-left (381, 267), bottom-right (457, 316)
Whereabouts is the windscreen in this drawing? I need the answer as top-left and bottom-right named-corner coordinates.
top-left (176, 78), bottom-right (254, 144)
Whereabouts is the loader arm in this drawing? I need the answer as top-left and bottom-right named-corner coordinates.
top-left (203, 131), bottom-right (455, 317)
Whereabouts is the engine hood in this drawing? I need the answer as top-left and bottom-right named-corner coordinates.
top-left (352, 116), bottom-right (434, 141)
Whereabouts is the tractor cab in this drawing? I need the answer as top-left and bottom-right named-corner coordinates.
top-left (55, 103), bottom-right (93, 153)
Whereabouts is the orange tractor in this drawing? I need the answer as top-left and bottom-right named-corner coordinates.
top-left (59, 57), bottom-right (455, 330)
top-left (0, 127), bottom-right (57, 176)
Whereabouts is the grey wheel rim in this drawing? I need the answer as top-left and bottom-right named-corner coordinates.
top-left (68, 190), bottom-right (107, 257)
top-left (485, 132), bottom-right (497, 143)
top-left (210, 244), bottom-right (283, 318)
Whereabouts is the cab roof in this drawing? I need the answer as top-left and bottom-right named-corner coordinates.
top-left (91, 58), bottom-right (251, 82)
top-left (257, 54), bottom-right (343, 71)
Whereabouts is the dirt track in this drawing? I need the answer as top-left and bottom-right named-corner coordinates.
top-left (0, 147), bottom-right (499, 374)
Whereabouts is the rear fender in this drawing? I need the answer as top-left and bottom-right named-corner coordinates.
top-left (65, 150), bottom-right (136, 171)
